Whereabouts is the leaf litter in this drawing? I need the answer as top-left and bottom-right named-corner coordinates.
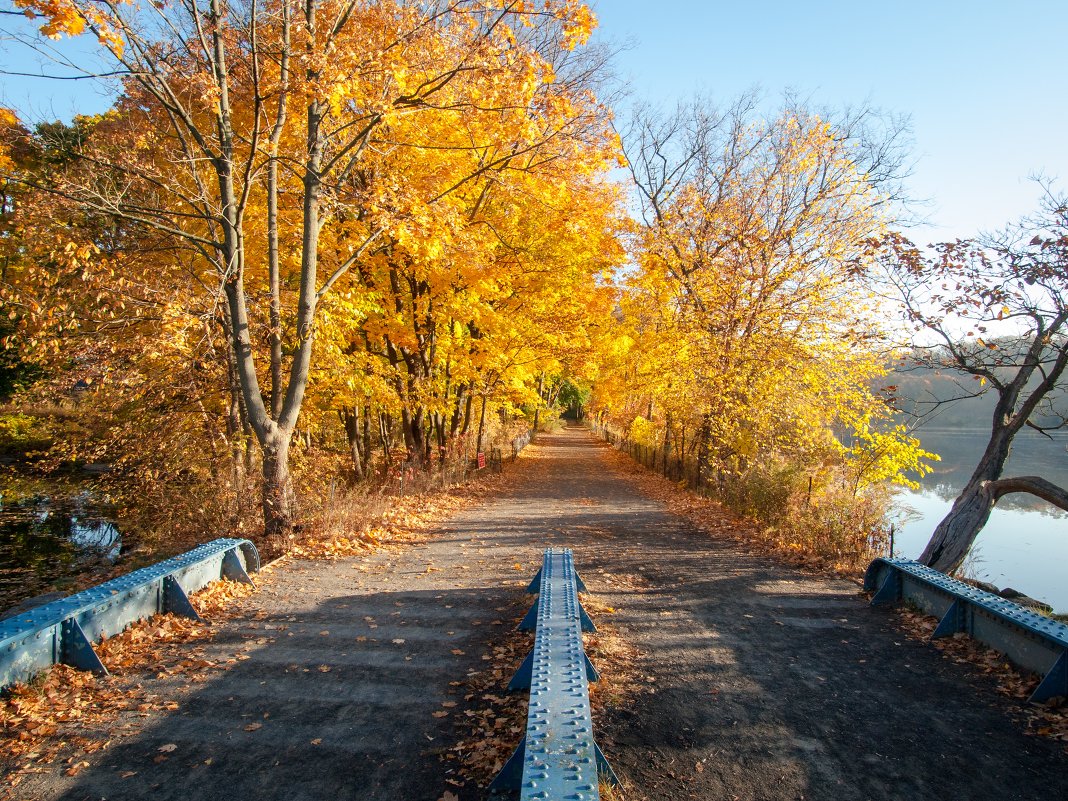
top-left (894, 606), bottom-right (1068, 751)
top-left (0, 577), bottom-right (257, 792)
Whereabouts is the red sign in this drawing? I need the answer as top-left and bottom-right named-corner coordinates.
top-left (477, 451), bottom-right (486, 469)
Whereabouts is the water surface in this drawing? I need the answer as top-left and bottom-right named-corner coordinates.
top-left (892, 427), bottom-right (1068, 612)
top-left (0, 488), bottom-right (121, 613)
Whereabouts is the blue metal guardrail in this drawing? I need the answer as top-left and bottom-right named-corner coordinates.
top-left (490, 548), bottom-right (618, 799)
top-left (0, 537), bottom-right (259, 690)
top-left (865, 557), bottom-right (1068, 703)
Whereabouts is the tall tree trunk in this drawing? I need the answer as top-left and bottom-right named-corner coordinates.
top-left (222, 325), bottom-right (247, 499)
top-left (476, 395), bottom-right (487, 454)
top-left (362, 405), bottom-right (373, 473)
top-left (266, 1), bottom-right (289, 415)
top-left (460, 393), bottom-right (474, 436)
top-left (678, 425), bottom-right (686, 479)
top-left (533, 371), bottom-right (545, 432)
top-left (449, 384), bottom-right (468, 437)
top-left (401, 408), bottom-right (429, 467)
top-left (261, 429), bottom-right (293, 542)
top-left (695, 412), bottom-right (712, 490)
top-left (340, 406), bottom-right (364, 480)
top-left (662, 411), bottom-right (672, 476)
top-left (379, 412), bottom-right (393, 469)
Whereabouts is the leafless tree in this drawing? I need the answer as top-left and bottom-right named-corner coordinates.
top-left (874, 191), bottom-right (1068, 573)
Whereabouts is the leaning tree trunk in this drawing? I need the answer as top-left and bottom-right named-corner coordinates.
top-left (918, 479), bottom-right (1000, 573)
top-left (919, 428), bottom-right (1014, 573)
top-left (921, 472), bottom-right (1068, 573)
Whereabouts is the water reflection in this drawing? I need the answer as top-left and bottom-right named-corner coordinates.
top-left (0, 492), bottom-right (122, 614)
top-left (894, 427), bottom-right (1068, 612)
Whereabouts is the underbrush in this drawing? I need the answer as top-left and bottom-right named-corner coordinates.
top-left (602, 431), bottom-right (893, 572)
top-left (716, 461), bottom-right (892, 571)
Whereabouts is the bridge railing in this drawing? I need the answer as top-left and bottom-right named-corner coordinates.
top-left (865, 557), bottom-right (1068, 702)
top-left (490, 548), bottom-right (617, 799)
top-left (0, 537), bottom-right (260, 690)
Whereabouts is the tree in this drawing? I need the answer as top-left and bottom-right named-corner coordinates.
top-left (596, 95), bottom-right (926, 491)
top-left (875, 193), bottom-right (1068, 573)
top-left (7, 0), bottom-right (603, 538)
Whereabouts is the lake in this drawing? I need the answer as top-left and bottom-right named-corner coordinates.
top-left (891, 427), bottom-right (1068, 612)
top-left (0, 485), bottom-right (122, 614)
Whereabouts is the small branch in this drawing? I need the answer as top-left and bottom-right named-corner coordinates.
top-left (1025, 418), bottom-right (1068, 440)
top-left (0, 68), bottom-right (131, 80)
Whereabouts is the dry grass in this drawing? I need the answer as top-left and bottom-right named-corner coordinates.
top-left (602, 443), bottom-right (888, 574)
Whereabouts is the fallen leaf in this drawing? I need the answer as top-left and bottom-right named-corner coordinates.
top-left (244, 723), bottom-right (262, 732)
top-left (158, 744), bottom-right (177, 753)
top-left (310, 738), bottom-right (322, 745)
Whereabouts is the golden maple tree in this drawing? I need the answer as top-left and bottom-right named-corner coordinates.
top-left (3, 0), bottom-right (621, 541)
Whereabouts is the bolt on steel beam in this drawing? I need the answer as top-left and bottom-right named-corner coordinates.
top-left (492, 548), bottom-right (617, 798)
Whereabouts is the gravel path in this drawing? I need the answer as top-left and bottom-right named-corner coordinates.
top-left (18, 425), bottom-right (1068, 801)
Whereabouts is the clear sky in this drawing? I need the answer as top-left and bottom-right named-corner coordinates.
top-left (2, 1), bottom-right (1065, 244)
top-left (591, 0), bottom-right (1068, 243)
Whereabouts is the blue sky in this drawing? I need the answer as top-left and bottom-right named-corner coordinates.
top-left (2, 1), bottom-right (1065, 243)
top-left (591, 0), bottom-right (1068, 243)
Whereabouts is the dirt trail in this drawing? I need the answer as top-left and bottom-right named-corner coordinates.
top-left (14, 426), bottom-right (1068, 801)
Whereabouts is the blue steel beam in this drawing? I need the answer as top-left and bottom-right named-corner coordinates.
top-left (0, 538), bottom-right (259, 689)
top-left (492, 548), bottom-right (616, 798)
top-left (865, 558), bottom-right (1068, 703)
